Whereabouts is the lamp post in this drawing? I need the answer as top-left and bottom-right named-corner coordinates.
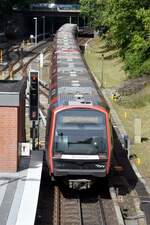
top-left (42, 16), bottom-right (45, 40)
top-left (101, 53), bottom-right (104, 88)
top-left (84, 16), bottom-right (86, 28)
top-left (69, 16), bottom-right (72, 24)
top-left (33, 17), bottom-right (37, 44)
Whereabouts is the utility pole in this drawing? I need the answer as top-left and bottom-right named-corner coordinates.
top-left (69, 16), bottom-right (72, 24)
top-left (0, 49), bottom-right (3, 63)
top-left (33, 17), bottom-right (38, 44)
top-left (101, 53), bottom-right (104, 88)
top-left (42, 16), bottom-right (45, 40)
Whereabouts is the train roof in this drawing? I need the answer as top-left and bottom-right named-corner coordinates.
top-left (50, 24), bottom-right (109, 111)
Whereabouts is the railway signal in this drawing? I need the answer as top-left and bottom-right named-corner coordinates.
top-left (29, 70), bottom-right (39, 150)
top-left (29, 70), bottom-right (39, 120)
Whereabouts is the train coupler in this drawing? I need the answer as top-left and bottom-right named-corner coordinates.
top-left (69, 179), bottom-right (93, 190)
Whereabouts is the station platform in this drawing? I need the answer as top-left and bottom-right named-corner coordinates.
top-left (0, 151), bottom-right (43, 225)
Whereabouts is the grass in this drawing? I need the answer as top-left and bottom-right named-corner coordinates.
top-left (85, 38), bottom-right (127, 88)
top-left (85, 37), bottom-right (150, 186)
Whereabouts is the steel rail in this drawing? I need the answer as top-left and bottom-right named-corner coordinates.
top-left (79, 194), bottom-right (106, 225)
top-left (1, 41), bottom-right (52, 79)
top-left (53, 186), bottom-right (60, 225)
top-left (53, 186), bottom-right (108, 225)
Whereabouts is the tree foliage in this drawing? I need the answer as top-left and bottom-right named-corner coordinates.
top-left (80, 0), bottom-right (150, 77)
top-left (0, 0), bottom-right (62, 15)
top-left (0, 0), bottom-right (32, 15)
top-left (80, 0), bottom-right (105, 29)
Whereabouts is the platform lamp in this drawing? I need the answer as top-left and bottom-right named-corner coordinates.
top-left (33, 17), bottom-right (37, 44)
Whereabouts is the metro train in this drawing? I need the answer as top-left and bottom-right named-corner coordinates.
top-left (46, 24), bottom-right (113, 189)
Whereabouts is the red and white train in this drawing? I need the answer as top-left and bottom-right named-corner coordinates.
top-left (46, 24), bottom-right (113, 188)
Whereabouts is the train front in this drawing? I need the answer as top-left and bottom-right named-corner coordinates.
top-left (48, 106), bottom-right (112, 189)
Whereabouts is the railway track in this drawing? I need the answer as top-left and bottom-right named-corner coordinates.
top-left (53, 186), bottom-right (107, 225)
top-left (0, 42), bottom-right (22, 66)
top-left (13, 41), bottom-right (52, 77)
top-left (80, 195), bottom-right (106, 225)
top-left (0, 40), bottom-right (52, 79)
top-left (39, 85), bottom-right (49, 98)
top-left (35, 165), bottom-right (139, 225)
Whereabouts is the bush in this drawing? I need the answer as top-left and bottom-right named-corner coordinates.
top-left (140, 58), bottom-right (150, 75)
top-left (124, 34), bottom-right (150, 77)
top-left (103, 32), bottom-right (116, 49)
top-left (124, 51), bottom-right (143, 77)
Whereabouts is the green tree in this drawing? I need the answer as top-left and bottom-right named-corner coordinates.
top-left (80, 0), bottom-right (104, 29)
top-left (80, 0), bottom-right (150, 77)
top-left (124, 8), bottom-right (150, 76)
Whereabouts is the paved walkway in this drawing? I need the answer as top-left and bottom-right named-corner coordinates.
top-left (0, 151), bottom-right (43, 225)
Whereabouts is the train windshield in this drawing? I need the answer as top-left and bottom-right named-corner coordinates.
top-left (53, 109), bottom-right (107, 155)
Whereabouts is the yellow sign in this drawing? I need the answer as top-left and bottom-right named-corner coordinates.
top-left (135, 158), bottom-right (141, 166)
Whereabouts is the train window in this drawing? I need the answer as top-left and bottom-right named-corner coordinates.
top-left (53, 109), bottom-right (107, 155)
